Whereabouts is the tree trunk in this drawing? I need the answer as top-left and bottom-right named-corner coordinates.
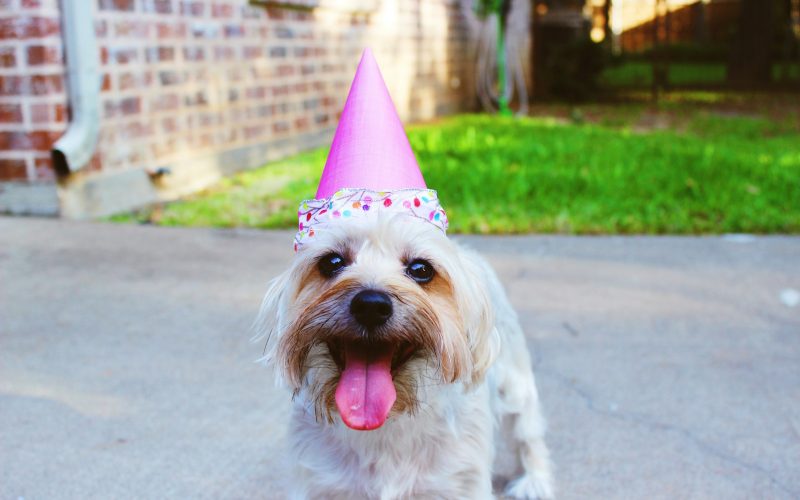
top-left (727, 0), bottom-right (775, 88)
top-left (602, 0), bottom-right (612, 43)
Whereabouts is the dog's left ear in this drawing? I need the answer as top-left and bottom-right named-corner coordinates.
top-left (253, 267), bottom-right (295, 382)
top-left (450, 246), bottom-right (499, 384)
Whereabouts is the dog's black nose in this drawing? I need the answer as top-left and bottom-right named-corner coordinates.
top-left (350, 290), bottom-right (393, 328)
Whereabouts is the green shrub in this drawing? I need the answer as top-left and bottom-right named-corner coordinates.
top-left (543, 38), bottom-right (608, 102)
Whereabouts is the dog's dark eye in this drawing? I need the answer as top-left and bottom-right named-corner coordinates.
top-left (318, 252), bottom-right (346, 278)
top-left (406, 259), bottom-right (435, 284)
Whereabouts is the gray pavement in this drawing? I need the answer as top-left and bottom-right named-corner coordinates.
top-left (1, 217), bottom-right (799, 499)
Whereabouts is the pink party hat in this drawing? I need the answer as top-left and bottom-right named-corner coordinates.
top-left (315, 48), bottom-right (426, 198)
top-left (295, 49), bottom-right (447, 252)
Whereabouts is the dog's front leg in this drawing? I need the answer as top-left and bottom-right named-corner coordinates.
top-left (494, 346), bottom-right (555, 500)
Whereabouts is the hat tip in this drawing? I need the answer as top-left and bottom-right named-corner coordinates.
top-left (360, 47), bottom-right (375, 61)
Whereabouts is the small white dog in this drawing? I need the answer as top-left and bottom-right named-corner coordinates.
top-left (256, 213), bottom-right (554, 499)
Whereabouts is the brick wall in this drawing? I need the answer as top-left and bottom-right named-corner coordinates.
top-left (0, 0), bottom-right (66, 183)
top-left (1, 0), bottom-right (479, 216)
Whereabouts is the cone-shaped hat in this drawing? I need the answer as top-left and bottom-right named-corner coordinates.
top-left (294, 49), bottom-right (447, 251)
top-left (316, 48), bottom-right (425, 198)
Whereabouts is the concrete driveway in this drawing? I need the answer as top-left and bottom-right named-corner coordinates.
top-left (1, 217), bottom-right (799, 499)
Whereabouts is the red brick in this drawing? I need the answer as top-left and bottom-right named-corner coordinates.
top-left (156, 22), bottom-right (186, 38)
top-left (214, 46), bottom-right (235, 61)
top-left (183, 46), bottom-right (204, 61)
top-left (250, 104), bottom-right (272, 119)
top-left (119, 72), bottom-right (151, 90)
top-left (0, 76), bottom-right (23, 95)
top-left (0, 158), bottom-right (28, 180)
top-left (34, 130), bottom-right (61, 149)
top-left (95, 19), bottom-right (108, 38)
top-left (0, 75), bottom-right (62, 96)
top-left (109, 47), bottom-right (138, 64)
top-left (198, 112), bottom-right (218, 127)
top-left (158, 70), bottom-right (184, 86)
top-left (161, 116), bottom-right (179, 133)
top-left (197, 133), bottom-right (212, 147)
top-left (243, 124), bottom-right (264, 140)
top-left (183, 90), bottom-right (208, 107)
top-left (142, 0), bottom-right (173, 14)
top-left (179, 1), bottom-right (204, 16)
top-left (29, 103), bottom-right (50, 123)
top-left (29, 74), bottom-right (63, 95)
top-left (98, 0), bottom-right (135, 11)
top-left (0, 16), bottom-right (60, 39)
top-left (151, 93), bottom-right (180, 111)
top-left (34, 156), bottom-right (56, 180)
top-left (272, 121), bottom-right (289, 134)
top-left (277, 64), bottom-right (294, 76)
top-left (119, 96), bottom-right (140, 115)
top-left (28, 102), bottom-right (66, 124)
top-left (269, 47), bottom-right (287, 58)
top-left (26, 45), bottom-right (60, 65)
top-left (103, 100), bottom-right (116, 119)
top-left (241, 6), bottom-right (263, 19)
top-left (0, 47), bottom-right (15, 67)
top-left (125, 122), bottom-right (154, 138)
top-left (145, 46), bottom-right (174, 63)
top-left (245, 86), bottom-right (266, 99)
top-left (0, 130), bottom-right (60, 150)
top-left (211, 3), bottom-right (234, 18)
top-left (272, 84), bottom-right (289, 97)
top-left (228, 67), bottom-right (245, 81)
top-left (223, 24), bottom-right (244, 38)
top-left (273, 101), bottom-right (288, 116)
top-left (294, 117), bottom-right (309, 131)
top-left (243, 46), bottom-right (263, 59)
top-left (0, 103), bottom-right (22, 123)
top-left (114, 20), bottom-right (150, 38)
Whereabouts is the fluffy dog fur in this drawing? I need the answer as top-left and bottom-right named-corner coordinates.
top-left (256, 213), bottom-right (553, 499)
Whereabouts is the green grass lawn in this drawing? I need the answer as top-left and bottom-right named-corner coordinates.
top-left (113, 98), bottom-right (800, 234)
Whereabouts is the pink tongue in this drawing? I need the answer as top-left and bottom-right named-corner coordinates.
top-left (335, 344), bottom-right (396, 431)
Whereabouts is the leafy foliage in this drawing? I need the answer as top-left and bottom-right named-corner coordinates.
top-left (542, 38), bottom-right (608, 102)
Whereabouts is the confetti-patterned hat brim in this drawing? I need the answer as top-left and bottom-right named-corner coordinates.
top-left (294, 187), bottom-right (448, 251)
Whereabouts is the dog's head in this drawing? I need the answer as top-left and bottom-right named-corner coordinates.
top-left (256, 214), bottom-right (497, 430)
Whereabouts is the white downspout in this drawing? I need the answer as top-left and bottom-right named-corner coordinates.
top-left (51, 0), bottom-right (100, 175)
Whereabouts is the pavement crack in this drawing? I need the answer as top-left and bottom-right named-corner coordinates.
top-left (539, 365), bottom-right (798, 498)
top-left (562, 322), bottom-right (580, 337)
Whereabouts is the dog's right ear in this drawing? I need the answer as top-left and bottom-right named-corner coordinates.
top-left (252, 267), bottom-right (295, 380)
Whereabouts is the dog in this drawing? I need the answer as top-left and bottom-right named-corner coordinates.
top-left (256, 212), bottom-right (554, 499)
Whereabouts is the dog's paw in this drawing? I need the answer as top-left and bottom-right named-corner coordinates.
top-left (503, 472), bottom-right (554, 500)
